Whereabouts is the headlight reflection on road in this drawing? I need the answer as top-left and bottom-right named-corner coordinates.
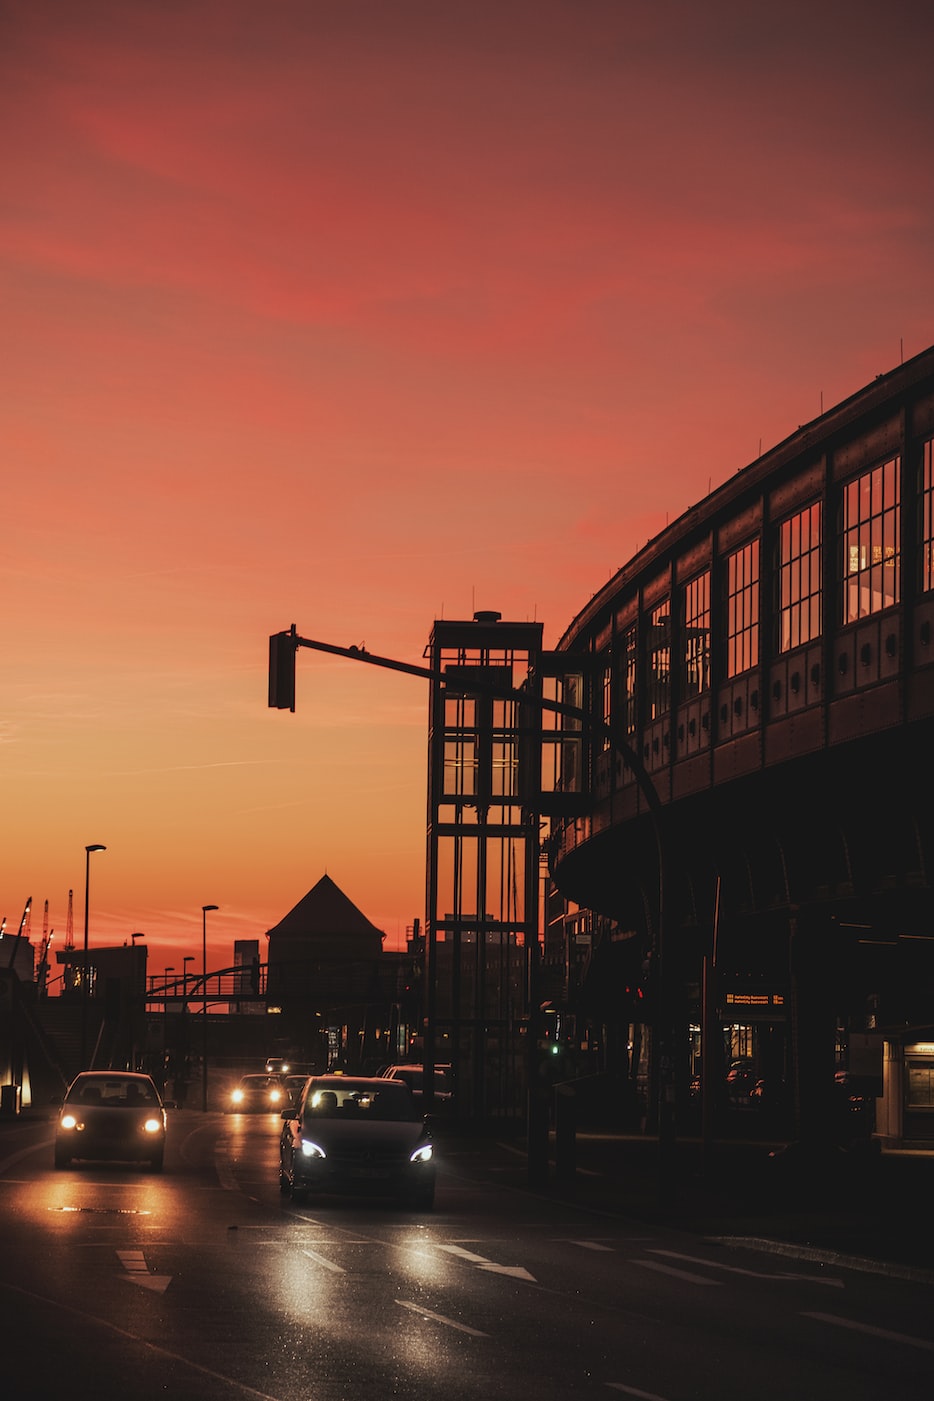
top-left (271, 1248), bottom-right (343, 1322)
top-left (395, 1229), bottom-right (446, 1284)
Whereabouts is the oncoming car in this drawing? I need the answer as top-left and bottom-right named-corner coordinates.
top-left (55, 1072), bottom-right (167, 1171)
top-left (279, 1075), bottom-right (436, 1209)
top-left (226, 1074), bottom-right (288, 1113)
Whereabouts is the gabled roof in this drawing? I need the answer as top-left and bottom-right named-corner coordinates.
top-left (265, 874), bottom-right (385, 945)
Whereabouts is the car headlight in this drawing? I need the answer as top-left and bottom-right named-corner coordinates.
top-left (231, 1089), bottom-right (244, 1104)
top-left (270, 1090), bottom-right (282, 1104)
top-left (59, 1114), bottom-right (78, 1131)
top-left (300, 1138), bottom-right (327, 1159)
top-left (143, 1118), bottom-right (163, 1134)
top-left (409, 1144), bottom-right (433, 1165)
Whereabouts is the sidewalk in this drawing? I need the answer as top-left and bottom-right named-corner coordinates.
top-left (440, 1125), bottom-right (934, 1281)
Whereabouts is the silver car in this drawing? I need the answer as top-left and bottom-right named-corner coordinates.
top-left (55, 1072), bottom-right (167, 1171)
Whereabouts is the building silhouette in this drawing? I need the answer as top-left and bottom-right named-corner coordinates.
top-left (543, 343), bottom-right (934, 1145)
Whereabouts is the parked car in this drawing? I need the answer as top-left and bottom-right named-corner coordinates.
top-left (279, 1075), bottom-right (436, 1209)
top-left (379, 1063), bottom-right (453, 1107)
top-left (55, 1071), bottom-right (167, 1171)
top-left (226, 1073), bottom-right (288, 1113)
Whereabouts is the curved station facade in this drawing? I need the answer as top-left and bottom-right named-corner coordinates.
top-left (546, 346), bottom-right (934, 1146)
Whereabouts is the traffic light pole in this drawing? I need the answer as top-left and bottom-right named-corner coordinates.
top-left (268, 626), bottom-right (674, 1193)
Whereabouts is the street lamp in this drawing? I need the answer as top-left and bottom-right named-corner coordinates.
top-left (80, 844), bottom-right (107, 1068)
top-left (163, 968), bottom-right (175, 1090)
top-left (201, 905), bottom-right (219, 1112)
top-left (183, 955), bottom-right (194, 999)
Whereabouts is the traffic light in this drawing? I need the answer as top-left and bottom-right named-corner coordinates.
top-left (268, 630), bottom-right (297, 711)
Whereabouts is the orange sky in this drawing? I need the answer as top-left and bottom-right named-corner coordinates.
top-left (3, 0), bottom-right (933, 978)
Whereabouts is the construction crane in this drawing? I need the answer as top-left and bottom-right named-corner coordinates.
top-left (5, 897), bottom-right (31, 971)
top-left (63, 889), bottom-right (77, 992)
top-left (37, 925), bottom-right (55, 998)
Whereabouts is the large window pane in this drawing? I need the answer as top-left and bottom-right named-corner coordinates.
top-left (842, 457), bottom-right (900, 622)
top-left (778, 502), bottom-right (821, 653)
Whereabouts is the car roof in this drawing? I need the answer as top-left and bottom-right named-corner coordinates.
top-left (70, 1071), bottom-right (155, 1084)
top-left (308, 1075), bottom-right (409, 1092)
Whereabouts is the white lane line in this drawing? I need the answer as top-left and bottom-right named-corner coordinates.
top-left (395, 1299), bottom-right (488, 1336)
top-left (301, 1248), bottom-right (345, 1274)
top-left (802, 1311), bottom-right (934, 1351)
top-left (606, 1383), bottom-right (671, 1399)
top-left (0, 1276), bottom-right (279, 1399)
top-left (632, 1260), bottom-right (722, 1286)
top-left (648, 1249), bottom-right (844, 1287)
top-left (572, 1240), bottom-right (615, 1251)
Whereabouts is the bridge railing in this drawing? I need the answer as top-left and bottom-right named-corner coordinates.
top-left (144, 964), bottom-right (266, 1008)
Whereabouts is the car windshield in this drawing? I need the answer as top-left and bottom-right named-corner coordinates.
top-left (303, 1081), bottom-right (421, 1123)
top-left (68, 1077), bottom-right (157, 1107)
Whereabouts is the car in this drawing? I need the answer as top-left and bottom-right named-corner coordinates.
top-left (380, 1063), bottom-right (453, 1107)
top-left (54, 1071), bottom-right (167, 1171)
top-left (226, 1073), bottom-right (289, 1113)
top-left (265, 1056), bottom-right (291, 1074)
top-left (282, 1073), bottom-right (310, 1108)
top-left (279, 1074), bottom-right (436, 1209)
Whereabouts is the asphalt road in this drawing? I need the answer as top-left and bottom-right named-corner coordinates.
top-left (1, 1110), bottom-right (932, 1400)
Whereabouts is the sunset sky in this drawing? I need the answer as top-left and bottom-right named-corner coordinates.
top-left (3, 0), bottom-right (933, 979)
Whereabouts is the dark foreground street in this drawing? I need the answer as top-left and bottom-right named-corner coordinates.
top-left (1, 1110), bottom-right (932, 1400)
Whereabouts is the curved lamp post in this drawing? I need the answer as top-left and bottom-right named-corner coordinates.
top-left (80, 844), bottom-right (107, 1068)
top-left (201, 905), bottom-right (219, 1111)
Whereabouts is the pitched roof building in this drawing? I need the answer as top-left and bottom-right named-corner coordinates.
top-left (264, 874), bottom-right (385, 960)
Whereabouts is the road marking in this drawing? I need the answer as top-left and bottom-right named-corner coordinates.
top-left (803, 1311), bottom-right (934, 1351)
top-left (395, 1299), bottom-right (488, 1336)
top-left (606, 1383), bottom-right (671, 1399)
top-left (437, 1245), bottom-right (492, 1262)
top-left (117, 1249), bottom-right (172, 1293)
top-left (570, 1240), bottom-right (615, 1251)
top-left (0, 1276), bottom-right (281, 1399)
top-left (301, 1248), bottom-right (345, 1273)
top-left (648, 1249), bottom-right (844, 1287)
top-left (0, 1139), bottom-right (55, 1172)
top-left (632, 1260), bottom-right (722, 1286)
top-left (435, 1243), bottom-right (536, 1281)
